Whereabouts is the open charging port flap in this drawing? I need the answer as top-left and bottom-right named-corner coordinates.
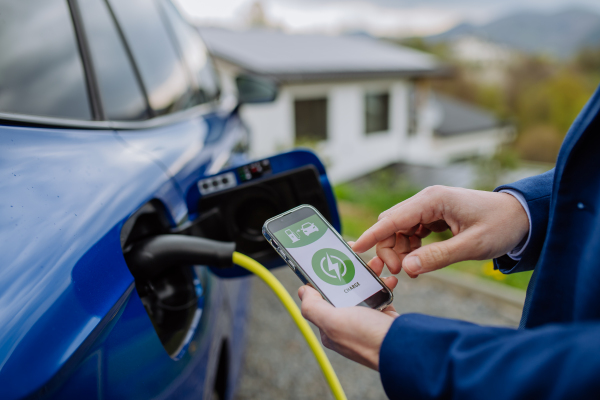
top-left (188, 157), bottom-right (340, 277)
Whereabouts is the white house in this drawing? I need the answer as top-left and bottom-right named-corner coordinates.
top-left (201, 28), bottom-right (514, 183)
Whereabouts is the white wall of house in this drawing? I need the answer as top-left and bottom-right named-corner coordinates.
top-left (240, 89), bottom-right (294, 155)
top-left (241, 80), bottom-right (410, 183)
top-left (213, 57), bottom-right (512, 183)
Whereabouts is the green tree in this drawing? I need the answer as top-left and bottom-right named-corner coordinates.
top-left (515, 69), bottom-right (592, 136)
top-left (515, 125), bottom-right (563, 163)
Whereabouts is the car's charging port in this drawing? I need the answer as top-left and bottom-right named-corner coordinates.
top-left (121, 202), bottom-right (227, 358)
top-left (120, 158), bottom-right (339, 357)
top-left (190, 165), bottom-right (332, 265)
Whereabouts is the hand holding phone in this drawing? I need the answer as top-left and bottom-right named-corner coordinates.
top-left (263, 205), bottom-right (394, 310)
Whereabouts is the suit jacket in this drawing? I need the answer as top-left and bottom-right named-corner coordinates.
top-left (379, 84), bottom-right (600, 400)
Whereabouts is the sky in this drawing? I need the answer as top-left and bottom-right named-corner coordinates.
top-left (175, 0), bottom-right (600, 37)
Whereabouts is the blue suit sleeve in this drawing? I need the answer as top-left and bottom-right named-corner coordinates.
top-left (493, 169), bottom-right (554, 273)
top-left (379, 314), bottom-right (600, 400)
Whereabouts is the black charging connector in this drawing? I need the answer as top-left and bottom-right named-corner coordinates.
top-left (125, 234), bottom-right (236, 280)
top-left (122, 234), bottom-right (235, 357)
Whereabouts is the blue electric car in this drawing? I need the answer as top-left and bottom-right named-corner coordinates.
top-left (0, 0), bottom-right (339, 398)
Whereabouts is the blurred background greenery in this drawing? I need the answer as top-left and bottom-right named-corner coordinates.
top-left (335, 170), bottom-right (533, 290)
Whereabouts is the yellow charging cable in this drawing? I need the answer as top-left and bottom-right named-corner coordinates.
top-left (233, 252), bottom-right (347, 400)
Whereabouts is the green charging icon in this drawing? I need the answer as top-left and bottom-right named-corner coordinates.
top-left (311, 248), bottom-right (355, 286)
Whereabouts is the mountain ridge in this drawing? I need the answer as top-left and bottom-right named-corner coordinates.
top-left (428, 8), bottom-right (600, 58)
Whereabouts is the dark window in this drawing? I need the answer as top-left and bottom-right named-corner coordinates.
top-left (0, 0), bottom-right (91, 119)
top-left (365, 92), bottom-right (389, 134)
top-left (294, 98), bottom-right (327, 143)
top-left (78, 0), bottom-right (149, 121)
top-left (108, 0), bottom-right (193, 116)
top-left (158, 0), bottom-right (220, 104)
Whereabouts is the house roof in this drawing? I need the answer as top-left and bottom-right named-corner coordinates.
top-left (200, 28), bottom-right (449, 82)
top-left (435, 93), bottom-right (503, 136)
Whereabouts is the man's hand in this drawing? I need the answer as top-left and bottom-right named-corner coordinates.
top-left (352, 186), bottom-right (529, 277)
top-left (299, 255), bottom-right (398, 371)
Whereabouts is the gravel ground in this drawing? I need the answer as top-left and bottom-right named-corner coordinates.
top-left (234, 265), bottom-right (522, 400)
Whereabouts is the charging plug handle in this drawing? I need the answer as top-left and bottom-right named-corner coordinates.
top-left (125, 234), bottom-right (236, 280)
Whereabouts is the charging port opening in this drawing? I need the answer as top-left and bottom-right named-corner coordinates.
top-left (121, 201), bottom-right (201, 358)
top-left (190, 165), bottom-right (331, 266)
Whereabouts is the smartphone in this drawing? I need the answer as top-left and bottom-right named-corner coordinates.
top-left (263, 205), bottom-right (393, 310)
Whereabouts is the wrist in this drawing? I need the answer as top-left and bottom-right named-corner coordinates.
top-left (499, 191), bottom-right (531, 256)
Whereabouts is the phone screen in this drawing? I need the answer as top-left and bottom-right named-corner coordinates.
top-left (270, 209), bottom-right (389, 308)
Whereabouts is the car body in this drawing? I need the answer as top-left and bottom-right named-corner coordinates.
top-left (0, 1), bottom-right (339, 399)
top-left (301, 222), bottom-right (319, 236)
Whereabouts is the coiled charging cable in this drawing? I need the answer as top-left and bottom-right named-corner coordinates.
top-left (233, 252), bottom-right (348, 400)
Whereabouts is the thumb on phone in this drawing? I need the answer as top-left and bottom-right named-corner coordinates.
top-left (298, 285), bottom-right (334, 326)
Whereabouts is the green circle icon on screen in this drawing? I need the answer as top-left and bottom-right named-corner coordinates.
top-left (311, 248), bottom-right (355, 286)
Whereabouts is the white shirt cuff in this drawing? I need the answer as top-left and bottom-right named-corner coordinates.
top-left (499, 189), bottom-right (532, 261)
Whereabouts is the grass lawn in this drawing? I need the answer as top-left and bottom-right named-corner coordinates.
top-left (336, 180), bottom-right (532, 292)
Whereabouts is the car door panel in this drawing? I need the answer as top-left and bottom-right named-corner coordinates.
top-left (0, 125), bottom-right (190, 399)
